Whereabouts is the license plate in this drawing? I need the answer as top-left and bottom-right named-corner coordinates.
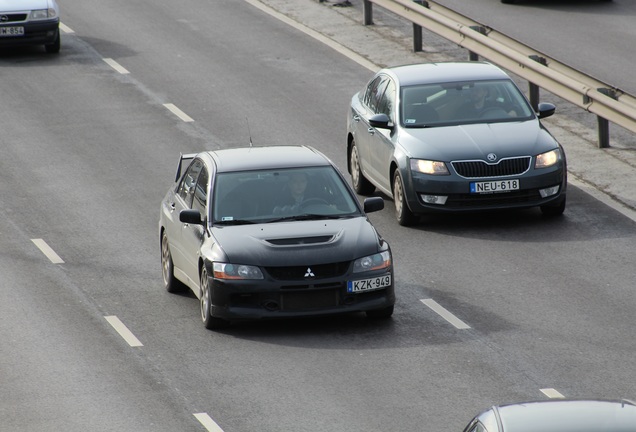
top-left (470, 179), bottom-right (519, 193)
top-left (0, 27), bottom-right (25, 36)
top-left (347, 275), bottom-right (391, 293)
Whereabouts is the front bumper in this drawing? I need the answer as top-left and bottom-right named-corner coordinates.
top-left (207, 268), bottom-right (395, 321)
top-left (0, 20), bottom-right (59, 47)
top-left (405, 163), bottom-right (567, 214)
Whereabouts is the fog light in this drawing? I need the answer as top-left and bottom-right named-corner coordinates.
top-left (539, 185), bottom-right (560, 198)
top-left (421, 194), bottom-right (448, 205)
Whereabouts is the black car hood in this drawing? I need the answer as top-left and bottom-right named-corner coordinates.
top-left (400, 120), bottom-right (558, 161)
top-left (210, 217), bottom-right (382, 266)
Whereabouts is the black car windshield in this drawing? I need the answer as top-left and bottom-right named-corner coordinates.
top-left (212, 166), bottom-right (361, 224)
top-left (401, 79), bottom-right (534, 127)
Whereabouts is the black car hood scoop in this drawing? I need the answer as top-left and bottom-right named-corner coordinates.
top-left (265, 235), bottom-right (334, 246)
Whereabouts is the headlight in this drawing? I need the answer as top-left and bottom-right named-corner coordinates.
top-left (30, 9), bottom-right (57, 20)
top-left (353, 251), bottom-right (391, 273)
top-left (535, 149), bottom-right (561, 169)
top-left (410, 159), bottom-right (449, 175)
top-left (213, 263), bottom-right (263, 280)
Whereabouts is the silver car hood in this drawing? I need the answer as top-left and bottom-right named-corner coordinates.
top-left (399, 120), bottom-right (558, 161)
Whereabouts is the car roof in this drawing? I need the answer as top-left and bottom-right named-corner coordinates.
top-left (201, 145), bottom-right (333, 173)
top-left (381, 61), bottom-right (511, 87)
top-left (485, 399), bottom-right (636, 432)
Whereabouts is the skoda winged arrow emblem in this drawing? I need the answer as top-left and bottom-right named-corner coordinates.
top-left (487, 153), bottom-right (498, 162)
top-left (304, 268), bottom-right (315, 278)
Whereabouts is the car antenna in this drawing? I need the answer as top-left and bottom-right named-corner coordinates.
top-left (246, 117), bottom-right (253, 147)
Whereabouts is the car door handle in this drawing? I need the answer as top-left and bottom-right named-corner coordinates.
top-left (367, 128), bottom-right (375, 135)
top-left (353, 115), bottom-right (360, 122)
top-left (169, 202), bottom-right (176, 212)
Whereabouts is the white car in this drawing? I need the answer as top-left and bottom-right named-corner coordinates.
top-left (0, 0), bottom-right (60, 53)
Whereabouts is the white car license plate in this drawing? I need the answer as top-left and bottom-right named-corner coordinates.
top-left (347, 275), bottom-right (391, 293)
top-left (470, 179), bottom-right (519, 193)
top-left (0, 27), bottom-right (25, 36)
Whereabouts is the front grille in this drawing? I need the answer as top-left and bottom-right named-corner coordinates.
top-left (266, 235), bottom-right (333, 246)
top-left (265, 261), bottom-right (350, 281)
top-left (452, 157), bottom-right (531, 178)
top-left (1, 14), bottom-right (28, 23)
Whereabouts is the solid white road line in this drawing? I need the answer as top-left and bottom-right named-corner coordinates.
top-left (541, 388), bottom-right (565, 398)
top-left (31, 239), bottom-right (64, 264)
top-left (164, 103), bottom-right (194, 122)
top-left (103, 58), bottom-right (130, 75)
top-left (243, 0), bottom-right (378, 72)
top-left (104, 316), bottom-right (144, 347)
top-left (193, 413), bottom-right (225, 432)
top-left (420, 299), bottom-right (471, 329)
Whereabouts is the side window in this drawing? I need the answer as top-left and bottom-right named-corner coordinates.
top-left (192, 166), bottom-right (209, 216)
top-left (378, 79), bottom-right (396, 121)
top-left (363, 76), bottom-right (389, 113)
top-left (177, 159), bottom-right (204, 208)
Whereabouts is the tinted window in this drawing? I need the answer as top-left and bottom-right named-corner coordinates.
top-left (192, 166), bottom-right (209, 216)
top-left (177, 159), bottom-right (204, 207)
top-left (212, 166), bottom-right (361, 223)
top-left (364, 75), bottom-right (389, 114)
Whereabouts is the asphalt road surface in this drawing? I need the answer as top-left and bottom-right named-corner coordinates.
top-left (1, 1), bottom-right (635, 431)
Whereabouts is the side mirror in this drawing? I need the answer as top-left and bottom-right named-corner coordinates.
top-left (369, 113), bottom-right (393, 130)
top-left (180, 209), bottom-right (204, 225)
top-left (537, 102), bottom-right (556, 119)
top-left (363, 196), bottom-right (384, 213)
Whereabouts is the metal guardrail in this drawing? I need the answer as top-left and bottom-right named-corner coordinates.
top-left (361, 0), bottom-right (636, 148)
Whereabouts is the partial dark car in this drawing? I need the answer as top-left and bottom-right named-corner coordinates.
top-left (463, 399), bottom-right (636, 432)
top-left (0, 0), bottom-right (60, 53)
top-left (159, 145), bottom-right (395, 330)
top-left (347, 61), bottom-right (567, 226)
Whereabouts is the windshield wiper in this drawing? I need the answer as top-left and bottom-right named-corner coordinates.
top-left (267, 214), bottom-right (346, 223)
top-left (214, 219), bottom-right (256, 226)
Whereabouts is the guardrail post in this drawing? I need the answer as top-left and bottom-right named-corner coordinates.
top-left (468, 26), bottom-right (487, 61)
top-left (596, 87), bottom-right (619, 148)
top-left (528, 55), bottom-right (547, 111)
top-left (363, 0), bottom-right (373, 25)
top-left (412, 1), bottom-right (429, 52)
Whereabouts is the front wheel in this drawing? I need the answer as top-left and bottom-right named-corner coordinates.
top-left (392, 172), bottom-right (417, 226)
top-left (45, 29), bottom-right (60, 53)
top-left (200, 267), bottom-right (230, 330)
top-left (540, 196), bottom-right (566, 217)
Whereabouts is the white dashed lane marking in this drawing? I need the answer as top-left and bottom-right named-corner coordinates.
top-left (420, 298), bottom-right (471, 329)
top-left (103, 58), bottom-right (130, 75)
top-left (194, 413), bottom-right (225, 432)
top-left (164, 103), bottom-right (194, 122)
top-left (104, 316), bottom-right (144, 347)
top-left (31, 239), bottom-right (64, 264)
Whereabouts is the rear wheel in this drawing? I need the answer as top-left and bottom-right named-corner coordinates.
top-left (349, 140), bottom-right (375, 195)
top-left (392, 172), bottom-right (417, 226)
top-left (366, 305), bottom-right (394, 319)
top-left (161, 231), bottom-right (184, 293)
top-left (200, 267), bottom-right (230, 330)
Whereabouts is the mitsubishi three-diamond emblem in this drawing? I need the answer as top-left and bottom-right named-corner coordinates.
top-left (304, 268), bottom-right (315, 278)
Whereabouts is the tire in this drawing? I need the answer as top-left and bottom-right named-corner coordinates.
top-left (45, 29), bottom-right (60, 54)
top-left (366, 305), bottom-right (394, 319)
top-left (392, 172), bottom-right (417, 226)
top-left (501, 0), bottom-right (517, 3)
top-left (349, 140), bottom-right (375, 195)
top-left (200, 267), bottom-right (230, 330)
top-left (540, 196), bottom-right (566, 217)
top-left (161, 231), bottom-right (184, 293)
